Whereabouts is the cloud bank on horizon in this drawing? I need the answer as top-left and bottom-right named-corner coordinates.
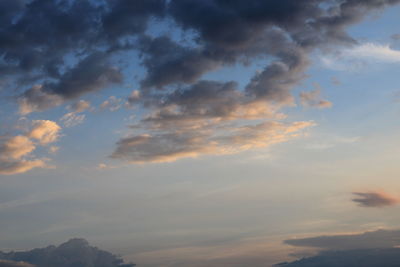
top-left (0, 238), bottom-right (135, 267)
top-left (1, 0), bottom-right (400, 174)
top-left (280, 229), bottom-right (400, 267)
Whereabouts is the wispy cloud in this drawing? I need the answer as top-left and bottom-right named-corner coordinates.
top-left (321, 43), bottom-right (400, 71)
top-left (300, 84), bottom-right (332, 109)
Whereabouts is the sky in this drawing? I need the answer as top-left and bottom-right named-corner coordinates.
top-left (2, 0), bottom-right (400, 266)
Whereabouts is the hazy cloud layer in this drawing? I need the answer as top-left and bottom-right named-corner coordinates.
top-left (352, 191), bottom-right (399, 207)
top-left (1, 0), bottom-right (399, 164)
top-left (284, 229), bottom-right (400, 250)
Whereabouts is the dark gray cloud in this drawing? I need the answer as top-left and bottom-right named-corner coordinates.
top-left (0, 238), bottom-right (135, 267)
top-left (352, 191), bottom-right (399, 207)
top-left (1, 0), bottom-right (400, 163)
top-left (281, 229), bottom-right (400, 266)
top-left (0, 260), bottom-right (34, 267)
top-left (277, 248), bottom-right (400, 267)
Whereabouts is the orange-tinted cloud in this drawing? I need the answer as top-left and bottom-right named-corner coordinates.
top-left (0, 120), bottom-right (61, 175)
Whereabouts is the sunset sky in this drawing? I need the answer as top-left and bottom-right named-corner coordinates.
top-left (2, 1), bottom-right (400, 266)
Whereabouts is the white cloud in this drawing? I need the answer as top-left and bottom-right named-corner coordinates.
top-left (61, 112), bottom-right (86, 127)
top-left (320, 43), bottom-right (400, 71)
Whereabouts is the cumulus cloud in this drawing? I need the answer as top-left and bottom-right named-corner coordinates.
top-left (28, 120), bottom-right (61, 145)
top-left (0, 238), bottom-right (135, 267)
top-left (352, 191), bottom-right (399, 207)
top-left (0, 136), bottom-right (35, 160)
top-left (0, 120), bottom-right (61, 175)
top-left (0, 0), bottom-right (399, 163)
top-left (18, 85), bottom-right (63, 115)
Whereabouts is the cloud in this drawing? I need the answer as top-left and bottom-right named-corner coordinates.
top-left (0, 159), bottom-right (46, 176)
top-left (0, 136), bottom-right (35, 160)
top-left (100, 96), bottom-right (123, 112)
top-left (112, 121), bottom-right (313, 163)
top-left (284, 229), bottom-right (400, 250)
top-left (70, 100), bottom-right (91, 113)
top-left (321, 43), bottom-right (400, 70)
top-left (0, 0), bottom-right (399, 163)
top-left (277, 248), bottom-right (400, 267)
top-left (60, 112), bottom-right (86, 128)
top-left (300, 85), bottom-right (332, 109)
top-left (0, 238), bottom-right (135, 267)
top-left (281, 229), bottom-right (400, 266)
top-left (0, 260), bottom-right (34, 267)
top-left (60, 100), bottom-right (91, 127)
top-left (352, 191), bottom-right (399, 207)
top-left (18, 85), bottom-right (63, 115)
top-left (0, 120), bottom-right (61, 175)
top-left (346, 43), bottom-right (400, 63)
top-left (28, 120), bottom-right (61, 145)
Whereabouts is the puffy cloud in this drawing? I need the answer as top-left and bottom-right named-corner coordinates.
top-left (352, 191), bottom-right (399, 207)
top-left (0, 238), bottom-right (135, 267)
top-left (28, 120), bottom-right (61, 145)
top-left (0, 136), bottom-right (35, 160)
top-left (18, 85), bottom-right (63, 115)
top-left (0, 0), bottom-right (399, 163)
top-left (0, 120), bottom-right (61, 175)
top-left (0, 135), bottom-right (46, 175)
